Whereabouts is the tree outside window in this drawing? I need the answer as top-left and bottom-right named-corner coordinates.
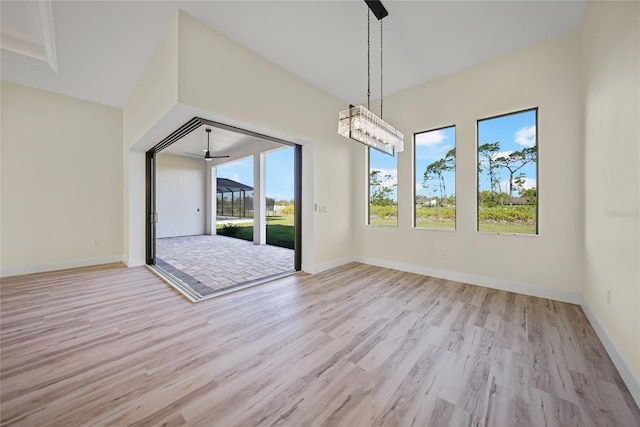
top-left (369, 148), bottom-right (398, 226)
top-left (477, 109), bottom-right (538, 234)
top-left (415, 126), bottom-right (456, 230)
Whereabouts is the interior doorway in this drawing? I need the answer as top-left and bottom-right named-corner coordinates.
top-left (146, 117), bottom-right (301, 301)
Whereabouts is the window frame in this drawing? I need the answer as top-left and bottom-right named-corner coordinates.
top-left (413, 124), bottom-right (457, 231)
top-left (476, 107), bottom-right (539, 235)
top-left (367, 146), bottom-right (399, 227)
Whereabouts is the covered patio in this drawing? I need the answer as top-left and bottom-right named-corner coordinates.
top-left (155, 234), bottom-right (295, 300)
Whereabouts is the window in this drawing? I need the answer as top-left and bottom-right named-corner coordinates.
top-left (414, 126), bottom-right (456, 230)
top-left (477, 109), bottom-right (538, 234)
top-left (368, 147), bottom-right (398, 226)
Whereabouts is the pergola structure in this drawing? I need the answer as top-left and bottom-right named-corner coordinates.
top-left (216, 177), bottom-right (253, 218)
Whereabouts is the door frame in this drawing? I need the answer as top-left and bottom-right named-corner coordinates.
top-left (145, 116), bottom-right (302, 270)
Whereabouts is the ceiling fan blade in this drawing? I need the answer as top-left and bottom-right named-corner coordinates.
top-left (184, 152), bottom-right (204, 158)
top-left (204, 151), bottom-right (230, 161)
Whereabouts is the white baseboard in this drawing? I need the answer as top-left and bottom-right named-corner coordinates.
top-left (5, 253), bottom-right (638, 408)
top-left (319, 255), bottom-right (640, 408)
top-left (354, 256), bottom-right (583, 304)
top-left (0, 256), bottom-right (124, 278)
top-left (581, 303), bottom-right (640, 407)
top-left (307, 256), bottom-right (356, 274)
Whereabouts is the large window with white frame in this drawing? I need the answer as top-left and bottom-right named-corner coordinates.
top-left (414, 126), bottom-right (456, 230)
top-left (368, 147), bottom-right (398, 226)
top-left (477, 108), bottom-right (538, 234)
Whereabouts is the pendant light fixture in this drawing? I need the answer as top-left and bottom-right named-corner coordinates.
top-left (338, 0), bottom-right (404, 156)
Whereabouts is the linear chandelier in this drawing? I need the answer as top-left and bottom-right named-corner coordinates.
top-left (338, 0), bottom-right (404, 156)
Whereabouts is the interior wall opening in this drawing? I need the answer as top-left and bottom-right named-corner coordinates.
top-left (146, 117), bottom-right (301, 301)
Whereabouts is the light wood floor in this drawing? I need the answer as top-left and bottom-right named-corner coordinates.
top-left (1, 263), bottom-right (639, 426)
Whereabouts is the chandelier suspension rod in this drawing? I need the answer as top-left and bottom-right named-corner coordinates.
top-left (367, 10), bottom-right (385, 118)
top-left (367, 10), bottom-right (370, 111)
top-left (337, 0), bottom-right (404, 156)
top-left (380, 19), bottom-right (383, 119)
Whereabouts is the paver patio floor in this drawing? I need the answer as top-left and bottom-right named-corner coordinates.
top-left (155, 234), bottom-right (295, 299)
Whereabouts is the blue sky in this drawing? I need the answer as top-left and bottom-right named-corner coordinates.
top-left (216, 146), bottom-right (294, 201)
top-left (410, 109), bottom-right (536, 200)
top-left (369, 149), bottom-right (399, 200)
top-left (478, 109), bottom-right (537, 195)
top-left (218, 109), bottom-right (535, 203)
top-left (370, 126), bottom-right (457, 202)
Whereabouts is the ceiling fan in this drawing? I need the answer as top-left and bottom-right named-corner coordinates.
top-left (184, 128), bottom-right (230, 162)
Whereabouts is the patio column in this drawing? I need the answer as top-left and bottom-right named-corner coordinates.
top-left (205, 166), bottom-right (217, 235)
top-left (253, 152), bottom-right (266, 245)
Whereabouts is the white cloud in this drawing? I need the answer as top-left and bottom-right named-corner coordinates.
top-left (371, 168), bottom-right (397, 188)
top-left (495, 151), bottom-right (513, 160)
top-left (514, 125), bottom-right (536, 147)
top-left (415, 130), bottom-right (447, 147)
top-left (479, 151), bottom-right (512, 166)
top-left (500, 177), bottom-right (536, 194)
top-left (522, 177), bottom-right (536, 189)
top-left (416, 144), bottom-right (453, 161)
top-left (229, 173), bottom-right (240, 182)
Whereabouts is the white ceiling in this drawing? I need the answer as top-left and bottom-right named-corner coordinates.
top-left (160, 124), bottom-right (284, 161)
top-left (1, 0), bottom-right (587, 109)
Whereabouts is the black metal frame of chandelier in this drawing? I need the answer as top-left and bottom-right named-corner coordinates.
top-left (365, 0), bottom-right (388, 20)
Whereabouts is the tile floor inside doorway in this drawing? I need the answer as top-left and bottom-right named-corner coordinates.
top-left (155, 235), bottom-right (295, 299)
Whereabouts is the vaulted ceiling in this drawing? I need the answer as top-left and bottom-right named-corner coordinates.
top-left (1, 1), bottom-right (587, 109)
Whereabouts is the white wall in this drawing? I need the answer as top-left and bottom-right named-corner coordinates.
top-left (123, 14), bottom-right (179, 151)
top-left (176, 11), bottom-right (354, 268)
top-left (122, 13), bottom-right (179, 266)
top-left (582, 1), bottom-right (640, 381)
top-left (156, 154), bottom-right (206, 238)
top-left (2, 0), bottom-right (637, 404)
top-left (353, 31), bottom-right (585, 297)
top-left (1, 82), bottom-right (123, 276)
top-left (123, 11), bottom-right (354, 270)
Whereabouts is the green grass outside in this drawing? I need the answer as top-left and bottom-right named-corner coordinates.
top-left (369, 204), bottom-right (536, 234)
top-left (478, 205), bottom-right (536, 234)
top-left (216, 215), bottom-right (295, 249)
top-left (478, 222), bottom-right (536, 234)
top-left (478, 205), bottom-right (536, 221)
top-left (267, 215), bottom-right (295, 226)
top-left (370, 218), bottom-right (535, 234)
top-left (369, 217), bottom-right (398, 227)
top-left (415, 220), bottom-right (455, 230)
top-left (415, 206), bottom-right (455, 230)
top-left (216, 209), bottom-right (535, 240)
top-left (218, 224), bottom-right (254, 241)
top-left (369, 204), bottom-right (398, 227)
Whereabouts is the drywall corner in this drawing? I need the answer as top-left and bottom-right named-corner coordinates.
top-left (581, 0), bottom-right (640, 382)
top-left (123, 13), bottom-right (179, 150)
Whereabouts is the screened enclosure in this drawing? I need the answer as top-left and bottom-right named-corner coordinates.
top-left (216, 178), bottom-right (254, 218)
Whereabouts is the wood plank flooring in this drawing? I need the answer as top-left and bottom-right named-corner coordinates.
top-left (1, 262), bottom-right (638, 426)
